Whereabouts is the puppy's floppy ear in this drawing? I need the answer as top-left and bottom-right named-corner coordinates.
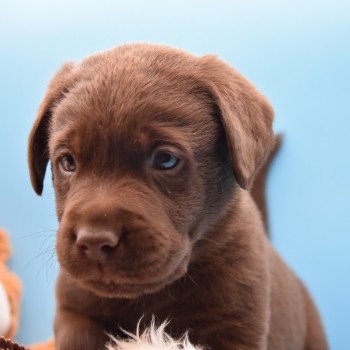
top-left (200, 56), bottom-right (274, 190)
top-left (28, 63), bottom-right (76, 195)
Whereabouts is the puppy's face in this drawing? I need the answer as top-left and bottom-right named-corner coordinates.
top-left (50, 70), bottom-right (231, 298)
top-left (28, 44), bottom-right (274, 298)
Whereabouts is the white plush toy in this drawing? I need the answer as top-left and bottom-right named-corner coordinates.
top-left (107, 320), bottom-right (202, 350)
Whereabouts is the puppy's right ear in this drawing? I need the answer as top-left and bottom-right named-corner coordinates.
top-left (28, 63), bottom-right (76, 195)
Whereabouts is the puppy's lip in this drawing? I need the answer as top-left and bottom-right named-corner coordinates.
top-left (82, 258), bottom-right (189, 298)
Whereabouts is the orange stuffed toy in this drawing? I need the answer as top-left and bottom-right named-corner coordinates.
top-left (0, 229), bottom-right (21, 340)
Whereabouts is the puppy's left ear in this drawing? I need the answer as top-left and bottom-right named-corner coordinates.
top-left (28, 63), bottom-right (76, 195)
top-left (200, 56), bottom-right (274, 190)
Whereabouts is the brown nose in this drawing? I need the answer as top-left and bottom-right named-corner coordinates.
top-left (76, 227), bottom-right (119, 263)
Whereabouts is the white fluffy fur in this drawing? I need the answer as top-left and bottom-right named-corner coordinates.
top-left (107, 320), bottom-right (202, 350)
top-left (0, 282), bottom-right (11, 336)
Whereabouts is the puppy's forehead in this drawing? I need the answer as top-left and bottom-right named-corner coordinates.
top-left (52, 45), bottom-right (214, 136)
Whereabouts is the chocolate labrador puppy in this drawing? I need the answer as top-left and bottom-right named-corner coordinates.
top-left (28, 44), bottom-right (328, 350)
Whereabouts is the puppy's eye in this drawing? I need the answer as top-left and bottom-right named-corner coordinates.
top-left (59, 154), bottom-right (76, 173)
top-left (153, 152), bottom-right (179, 170)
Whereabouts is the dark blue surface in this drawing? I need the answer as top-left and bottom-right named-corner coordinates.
top-left (0, 1), bottom-right (349, 348)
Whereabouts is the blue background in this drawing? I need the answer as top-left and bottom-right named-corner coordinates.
top-left (0, 1), bottom-right (349, 348)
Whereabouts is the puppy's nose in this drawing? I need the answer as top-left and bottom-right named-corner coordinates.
top-left (76, 228), bottom-right (119, 263)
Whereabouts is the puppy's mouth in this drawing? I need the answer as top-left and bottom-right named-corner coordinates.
top-left (81, 256), bottom-right (189, 298)
top-left (57, 210), bottom-right (193, 298)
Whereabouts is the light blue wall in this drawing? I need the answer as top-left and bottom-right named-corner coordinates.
top-left (0, 1), bottom-right (349, 348)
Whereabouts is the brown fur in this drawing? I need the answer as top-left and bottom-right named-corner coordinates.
top-left (28, 44), bottom-right (327, 350)
top-left (251, 134), bottom-right (282, 234)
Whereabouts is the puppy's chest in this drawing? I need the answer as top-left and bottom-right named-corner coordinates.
top-left (92, 287), bottom-right (205, 338)
top-left (93, 300), bottom-right (186, 338)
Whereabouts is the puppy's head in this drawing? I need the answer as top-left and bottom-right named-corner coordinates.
top-left (28, 44), bottom-right (274, 298)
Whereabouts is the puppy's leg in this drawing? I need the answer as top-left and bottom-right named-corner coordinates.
top-left (55, 308), bottom-right (107, 350)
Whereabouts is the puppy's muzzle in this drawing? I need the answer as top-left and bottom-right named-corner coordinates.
top-left (76, 227), bottom-right (120, 264)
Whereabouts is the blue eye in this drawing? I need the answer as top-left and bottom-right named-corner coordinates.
top-left (154, 152), bottom-right (179, 170)
top-left (60, 154), bottom-right (76, 173)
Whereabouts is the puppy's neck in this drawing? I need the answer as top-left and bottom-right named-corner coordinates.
top-left (190, 189), bottom-right (266, 264)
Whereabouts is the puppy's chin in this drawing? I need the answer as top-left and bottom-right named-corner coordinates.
top-left (87, 261), bottom-right (188, 299)
top-left (71, 258), bottom-right (189, 299)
